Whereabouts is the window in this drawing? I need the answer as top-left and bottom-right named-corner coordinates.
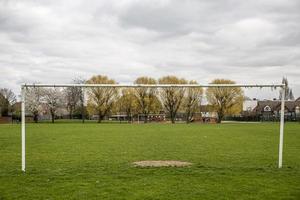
top-left (264, 105), bottom-right (271, 112)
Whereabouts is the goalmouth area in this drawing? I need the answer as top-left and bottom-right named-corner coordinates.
top-left (20, 83), bottom-right (286, 172)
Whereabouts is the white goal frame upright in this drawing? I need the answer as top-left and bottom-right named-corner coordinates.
top-left (21, 83), bottom-right (286, 172)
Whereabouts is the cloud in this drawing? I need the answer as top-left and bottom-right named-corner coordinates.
top-left (0, 0), bottom-right (299, 99)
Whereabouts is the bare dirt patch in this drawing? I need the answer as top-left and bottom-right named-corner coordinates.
top-left (133, 160), bottom-right (192, 167)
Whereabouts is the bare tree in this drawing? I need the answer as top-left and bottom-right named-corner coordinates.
top-left (43, 88), bottom-right (64, 123)
top-left (73, 78), bottom-right (86, 123)
top-left (183, 80), bottom-right (203, 123)
top-left (64, 86), bottom-right (81, 119)
top-left (159, 76), bottom-right (187, 123)
top-left (0, 88), bottom-right (16, 116)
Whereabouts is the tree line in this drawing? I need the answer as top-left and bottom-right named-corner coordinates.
top-left (0, 75), bottom-right (244, 123)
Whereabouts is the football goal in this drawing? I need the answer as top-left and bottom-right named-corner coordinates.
top-left (20, 83), bottom-right (286, 172)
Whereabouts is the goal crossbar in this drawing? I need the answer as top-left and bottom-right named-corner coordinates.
top-left (20, 83), bottom-right (286, 172)
top-left (22, 83), bottom-right (284, 88)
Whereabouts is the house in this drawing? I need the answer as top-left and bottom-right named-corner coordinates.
top-left (243, 98), bottom-right (300, 121)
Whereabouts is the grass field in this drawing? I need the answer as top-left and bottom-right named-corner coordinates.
top-left (0, 123), bottom-right (300, 199)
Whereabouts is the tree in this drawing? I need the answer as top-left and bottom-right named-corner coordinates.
top-left (73, 78), bottom-right (86, 123)
top-left (0, 88), bottom-right (16, 116)
top-left (64, 80), bottom-right (83, 119)
top-left (134, 77), bottom-right (161, 123)
top-left (159, 76), bottom-right (187, 123)
top-left (279, 77), bottom-right (294, 100)
top-left (206, 79), bottom-right (244, 123)
top-left (116, 88), bottom-right (138, 123)
top-left (11, 101), bottom-right (21, 121)
top-left (0, 93), bottom-right (8, 117)
top-left (86, 75), bottom-right (118, 123)
top-left (43, 88), bottom-right (64, 123)
top-left (183, 80), bottom-right (203, 123)
top-left (25, 87), bottom-right (44, 123)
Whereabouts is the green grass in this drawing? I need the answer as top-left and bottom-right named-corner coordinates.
top-left (0, 123), bottom-right (299, 200)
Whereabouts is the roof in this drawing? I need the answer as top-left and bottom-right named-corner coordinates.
top-left (253, 100), bottom-right (300, 113)
top-left (253, 101), bottom-right (278, 113)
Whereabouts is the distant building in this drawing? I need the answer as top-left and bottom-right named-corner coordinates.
top-left (243, 97), bottom-right (300, 121)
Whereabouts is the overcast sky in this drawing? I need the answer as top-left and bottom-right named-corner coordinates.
top-left (0, 0), bottom-right (299, 99)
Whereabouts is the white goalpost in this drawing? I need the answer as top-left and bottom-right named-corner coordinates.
top-left (20, 83), bottom-right (286, 172)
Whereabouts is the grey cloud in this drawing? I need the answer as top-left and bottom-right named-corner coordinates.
top-left (0, 0), bottom-right (299, 99)
top-left (120, 2), bottom-right (192, 33)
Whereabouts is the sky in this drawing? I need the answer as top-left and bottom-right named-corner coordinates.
top-left (0, 0), bottom-right (299, 99)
